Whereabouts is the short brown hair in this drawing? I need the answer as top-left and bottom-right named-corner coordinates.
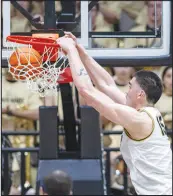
top-left (134, 70), bottom-right (163, 104)
top-left (41, 170), bottom-right (72, 195)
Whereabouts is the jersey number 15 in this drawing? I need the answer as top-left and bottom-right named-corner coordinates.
top-left (156, 115), bottom-right (166, 136)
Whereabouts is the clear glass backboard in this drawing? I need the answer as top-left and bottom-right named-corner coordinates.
top-left (2, 1), bottom-right (172, 67)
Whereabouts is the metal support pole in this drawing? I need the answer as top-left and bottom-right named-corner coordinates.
top-left (59, 84), bottom-right (78, 151)
top-left (105, 151), bottom-right (111, 195)
top-left (39, 106), bottom-right (58, 159)
top-left (20, 152), bottom-right (26, 195)
top-left (44, 1), bottom-right (56, 29)
top-left (123, 162), bottom-right (128, 195)
top-left (80, 106), bottom-right (101, 158)
top-left (3, 152), bottom-right (10, 195)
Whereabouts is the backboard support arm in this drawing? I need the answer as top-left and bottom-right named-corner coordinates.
top-left (10, 1), bottom-right (44, 29)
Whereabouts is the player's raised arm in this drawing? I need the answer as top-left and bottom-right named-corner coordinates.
top-left (57, 37), bottom-right (152, 140)
top-left (64, 32), bottom-right (126, 105)
top-left (80, 88), bottom-right (153, 140)
top-left (57, 37), bottom-right (94, 93)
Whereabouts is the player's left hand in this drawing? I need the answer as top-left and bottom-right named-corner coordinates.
top-left (57, 37), bottom-right (76, 53)
top-left (64, 32), bottom-right (77, 44)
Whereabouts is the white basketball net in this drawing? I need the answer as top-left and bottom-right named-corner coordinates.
top-left (7, 42), bottom-right (69, 97)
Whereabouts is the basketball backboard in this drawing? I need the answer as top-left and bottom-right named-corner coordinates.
top-left (2, 1), bottom-right (172, 67)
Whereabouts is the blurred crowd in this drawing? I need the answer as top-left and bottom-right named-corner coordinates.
top-left (10, 1), bottom-right (162, 48)
top-left (2, 1), bottom-right (171, 195)
top-left (2, 65), bottom-right (172, 195)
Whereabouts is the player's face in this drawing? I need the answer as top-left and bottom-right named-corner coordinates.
top-left (126, 77), bottom-right (144, 108)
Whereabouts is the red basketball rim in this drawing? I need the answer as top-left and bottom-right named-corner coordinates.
top-left (6, 35), bottom-right (73, 84)
top-left (6, 35), bottom-right (60, 48)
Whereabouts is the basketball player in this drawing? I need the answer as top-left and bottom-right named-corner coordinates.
top-left (57, 34), bottom-right (172, 195)
top-left (39, 170), bottom-right (73, 195)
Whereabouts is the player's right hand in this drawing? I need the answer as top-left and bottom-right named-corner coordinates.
top-left (57, 37), bottom-right (76, 53)
top-left (64, 32), bottom-right (77, 44)
top-left (64, 31), bottom-right (86, 55)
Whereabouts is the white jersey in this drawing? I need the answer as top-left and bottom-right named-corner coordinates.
top-left (120, 107), bottom-right (172, 195)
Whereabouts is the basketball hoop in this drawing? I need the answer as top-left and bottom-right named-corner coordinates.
top-left (6, 31), bottom-right (73, 97)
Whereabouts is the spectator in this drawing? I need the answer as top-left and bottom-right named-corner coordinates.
top-left (2, 69), bottom-right (69, 192)
top-left (2, 135), bottom-right (13, 195)
top-left (142, 66), bottom-right (162, 76)
top-left (39, 170), bottom-right (73, 195)
top-left (99, 1), bottom-right (146, 31)
top-left (30, 1), bottom-right (44, 26)
top-left (75, 1), bottom-right (80, 18)
top-left (31, 1), bottom-right (62, 25)
top-left (11, 1), bottom-right (31, 32)
top-left (155, 66), bottom-right (172, 130)
top-left (112, 67), bottom-right (135, 92)
top-left (90, 4), bottom-right (118, 48)
top-left (2, 69), bottom-right (43, 190)
top-left (2, 69), bottom-right (42, 143)
top-left (123, 1), bottom-right (162, 48)
top-left (31, 1), bottom-right (44, 16)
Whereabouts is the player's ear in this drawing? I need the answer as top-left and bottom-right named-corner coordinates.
top-left (137, 90), bottom-right (146, 99)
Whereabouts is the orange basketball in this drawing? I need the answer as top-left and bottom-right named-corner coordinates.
top-left (9, 47), bottom-right (42, 80)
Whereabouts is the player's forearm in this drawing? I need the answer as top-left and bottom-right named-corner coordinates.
top-left (80, 88), bottom-right (140, 130)
top-left (81, 88), bottom-right (119, 123)
top-left (77, 44), bottom-right (115, 88)
top-left (67, 46), bottom-right (94, 92)
top-left (76, 44), bottom-right (126, 105)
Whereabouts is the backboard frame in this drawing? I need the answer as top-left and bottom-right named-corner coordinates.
top-left (85, 1), bottom-right (172, 66)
